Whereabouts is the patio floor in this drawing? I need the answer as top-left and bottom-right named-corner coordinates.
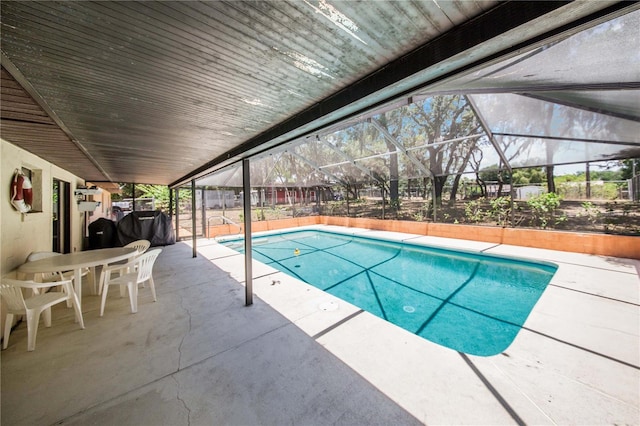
top-left (1, 225), bottom-right (639, 425)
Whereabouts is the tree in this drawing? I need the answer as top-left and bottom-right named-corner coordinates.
top-left (478, 165), bottom-right (512, 197)
top-left (512, 167), bottom-right (544, 185)
top-left (334, 124), bottom-right (380, 200)
top-left (136, 184), bottom-right (171, 211)
top-left (115, 184), bottom-right (174, 211)
top-left (470, 150), bottom-right (487, 197)
top-left (375, 114), bottom-right (400, 209)
top-left (621, 159), bottom-right (640, 180)
top-left (406, 95), bottom-right (481, 205)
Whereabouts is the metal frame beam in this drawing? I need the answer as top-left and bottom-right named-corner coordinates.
top-left (413, 82), bottom-right (640, 100)
top-left (242, 159), bottom-right (253, 306)
top-left (317, 136), bottom-right (382, 184)
top-left (369, 118), bottom-right (434, 179)
top-left (191, 179), bottom-right (197, 258)
top-left (261, 152), bottom-right (288, 186)
top-left (466, 96), bottom-right (513, 173)
top-left (353, 152), bottom-right (393, 163)
top-left (175, 188), bottom-right (180, 242)
top-left (221, 164), bottom-right (242, 187)
top-left (466, 95), bottom-right (515, 225)
top-left (406, 134), bottom-right (484, 152)
top-left (286, 150), bottom-right (345, 185)
top-left (491, 133), bottom-right (640, 147)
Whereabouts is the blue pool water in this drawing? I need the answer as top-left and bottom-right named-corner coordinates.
top-left (222, 230), bottom-right (557, 356)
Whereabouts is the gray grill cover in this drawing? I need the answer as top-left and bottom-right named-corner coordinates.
top-left (117, 211), bottom-right (175, 247)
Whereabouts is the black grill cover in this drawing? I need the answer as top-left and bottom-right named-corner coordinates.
top-left (88, 218), bottom-right (118, 249)
top-left (117, 210), bottom-right (175, 247)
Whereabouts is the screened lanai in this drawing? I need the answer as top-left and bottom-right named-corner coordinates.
top-left (2, 3), bottom-right (640, 425)
top-left (192, 8), bottom-right (639, 186)
top-left (180, 8), bottom-right (639, 241)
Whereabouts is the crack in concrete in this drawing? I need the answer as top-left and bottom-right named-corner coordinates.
top-left (172, 375), bottom-right (192, 426)
top-left (176, 291), bottom-right (193, 371)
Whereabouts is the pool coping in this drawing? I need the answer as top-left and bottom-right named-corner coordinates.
top-left (200, 225), bottom-right (640, 425)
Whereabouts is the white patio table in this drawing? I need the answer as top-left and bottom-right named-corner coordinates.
top-left (18, 247), bottom-right (138, 312)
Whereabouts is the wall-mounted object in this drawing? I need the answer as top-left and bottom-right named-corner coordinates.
top-left (74, 188), bottom-right (102, 201)
top-left (75, 185), bottom-right (102, 211)
top-left (10, 169), bottom-right (33, 213)
top-left (78, 201), bottom-right (101, 212)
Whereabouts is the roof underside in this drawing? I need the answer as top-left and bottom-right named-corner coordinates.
top-left (1, 1), bottom-right (638, 187)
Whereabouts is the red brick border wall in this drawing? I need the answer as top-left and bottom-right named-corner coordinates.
top-left (207, 216), bottom-right (639, 259)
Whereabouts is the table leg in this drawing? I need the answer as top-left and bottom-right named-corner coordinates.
top-left (97, 264), bottom-right (109, 295)
top-left (90, 266), bottom-right (98, 294)
top-left (64, 281), bottom-right (85, 329)
top-left (74, 267), bottom-right (83, 317)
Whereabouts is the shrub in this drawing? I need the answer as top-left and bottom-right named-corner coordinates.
top-left (578, 201), bottom-right (602, 226)
top-left (527, 192), bottom-right (565, 229)
top-left (489, 196), bottom-right (512, 227)
top-left (464, 198), bottom-right (487, 223)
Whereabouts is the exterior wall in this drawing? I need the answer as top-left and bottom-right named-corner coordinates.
top-left (208, 215), bottom-right (640, 259)
top-left (2, 139), bottom-right (89, 274)
top-left (87, 187), bottom-right (113, 224)
top-left (1, 139), bottom-right (88, 338)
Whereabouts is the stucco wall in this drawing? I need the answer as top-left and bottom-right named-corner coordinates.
top-left (1, 139), bottom-right (88, 275)
top-left (1, 139), bottom-right (90, 340)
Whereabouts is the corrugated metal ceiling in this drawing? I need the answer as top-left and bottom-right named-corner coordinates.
top-left (1, 67), bottom-right (107, 179)
top-left (0, 1), bottom-right (631, 186)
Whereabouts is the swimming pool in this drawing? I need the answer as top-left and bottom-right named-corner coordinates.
top-left (222, 229), bottom-right (558, 356)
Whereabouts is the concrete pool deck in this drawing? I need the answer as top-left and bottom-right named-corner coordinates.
top-left (1, 225), bottom-right (639, 424)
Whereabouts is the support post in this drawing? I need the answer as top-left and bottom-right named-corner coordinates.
top-left (201, 187), bottom-right (206, 237)
top-left (191, 180), bottom-right (197, 258)
top-left (586, 162), bottom-right (591, 199)
top-left (132, 183), bottom-right (136, 212)
top-left (168, 185), bottom-right (174, 219)
top-left (222, 187), bottom-right (227, 219)
top-left (510, 184), bottom-right (515, 228)
top-left (243, 159), bottom-right (253, 306)
top-left (432, 180), bottom-right (437, 222)
top-left (175, 188), bottom-right (180, 242)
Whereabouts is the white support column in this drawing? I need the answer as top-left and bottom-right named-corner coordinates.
top-left (191, 179), bottom-right (197, 258)
top-left (175, 188), bottom-right (180, 242)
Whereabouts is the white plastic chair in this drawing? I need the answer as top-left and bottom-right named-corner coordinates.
top-left (26, 251), bottom-right (91, 307)
top-left (97, 240), bottom-right (151, 295)
top-left (100, 248), bottom-right (161, 316)
top-left (1, 278), bottom-right (85, 351)
top-left (124, 239), bottom-right (151, 254)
